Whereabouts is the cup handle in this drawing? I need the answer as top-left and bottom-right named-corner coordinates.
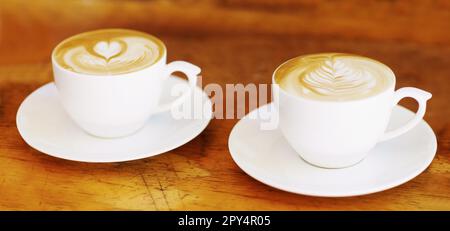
top-left (154, 61), bottom-right (200, 113)
top-left (379, 87), bottom-right (432, 142)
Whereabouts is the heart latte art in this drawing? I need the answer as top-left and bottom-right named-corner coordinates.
top-left (274, 53), bottom-right (395, 101)
top-left (53, 29), bottom-right (165, 75)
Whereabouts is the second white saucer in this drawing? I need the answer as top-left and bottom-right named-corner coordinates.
top-left (17, 76), bottom-right (212, 163)
top-left (228, 103), bottom-right (437, 197)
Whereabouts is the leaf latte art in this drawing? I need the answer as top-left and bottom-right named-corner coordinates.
top-left (53, 29), bottom-right (165, 75)
top-left (302, 59), bottom-right (376, 96)
top-left (275, 53), bottom-right (395, 101)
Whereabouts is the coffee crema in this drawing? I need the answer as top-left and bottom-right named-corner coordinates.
top-left (53, 29), bottom-right (165, 75)
top-left (274, 53), bottom-right (395, 101)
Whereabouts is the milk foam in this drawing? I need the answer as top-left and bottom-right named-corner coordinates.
top-left (275, 53), bottom-right (394, 101)
top-left (53, 29), bottom-right (165, 75)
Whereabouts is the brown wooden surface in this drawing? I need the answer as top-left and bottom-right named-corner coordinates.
top-left (0, 0), bottom-right (449, 210)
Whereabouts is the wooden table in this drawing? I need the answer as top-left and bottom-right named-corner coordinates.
top-left (0, 0), bottom-right (449, 210)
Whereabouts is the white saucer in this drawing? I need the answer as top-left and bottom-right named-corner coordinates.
top-left (17, 76), bottom-right (212, 163)
top-left (228, 103), bottom-right (437, 197)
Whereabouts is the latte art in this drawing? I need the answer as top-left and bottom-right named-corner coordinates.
top-left (53, 29), bottom-right (165, 75)
top-left (275, 53), bottom-right (395, 101)
top-left (302, 59), bottom-right (376, 96)
top-left (93, 41), bottom-right (122, 59)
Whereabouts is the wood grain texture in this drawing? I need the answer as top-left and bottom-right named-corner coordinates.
top-left (0, 0), bottom-right (449, 210)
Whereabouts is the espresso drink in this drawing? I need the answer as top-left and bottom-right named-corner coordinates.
top-left (53, 29), bottom-right (165, 75)
top-left (274, 53), bottom-right (395, 101)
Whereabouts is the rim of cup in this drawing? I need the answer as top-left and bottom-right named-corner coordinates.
top-left (51, 28), bottom-right (167, 78)
top-left (271, 53), bottom-right (397, 104)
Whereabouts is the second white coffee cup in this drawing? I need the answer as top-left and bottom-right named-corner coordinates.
top-left (273, 54), bottom-right (432, 168)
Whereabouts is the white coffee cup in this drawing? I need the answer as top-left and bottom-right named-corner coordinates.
top-left (272, 56), bottom-right (432, 168)
top-left (52, 36), bottom-right (200, 138)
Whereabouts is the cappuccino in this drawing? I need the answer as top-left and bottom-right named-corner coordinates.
top-left (53, 29), bottom-right (165, 75)
top-left (273, 53), bottom-right (431, 168)
top-left (274, 53), bottom-right (395, 101)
